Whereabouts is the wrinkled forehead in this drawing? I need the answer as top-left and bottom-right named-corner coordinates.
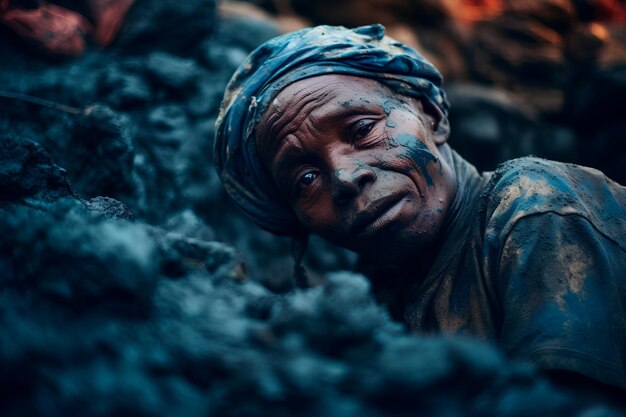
top-left (255, 75), bottom-right (386, 155)
top-left (273, 74), bottom-right (390, 108)
top-left (256, 74), bottom-right (402, 138)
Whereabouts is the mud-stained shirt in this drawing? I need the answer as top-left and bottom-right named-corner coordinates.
top-left (403, 156), bottom-right (626, 389)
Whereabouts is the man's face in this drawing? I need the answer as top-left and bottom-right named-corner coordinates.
top-left (256, 74), bottom-right (456, 264)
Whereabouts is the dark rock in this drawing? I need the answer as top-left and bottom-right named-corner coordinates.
top-left (268, 273), bottom-right (391, 355)
top-left (147, 104), bottom-right (190, 146)
top-left (146, 52), bottom-right (201, 91)
top-left (199, 42), bottom-right (249, 72)
top-left (0, 202), bottom-right (612, 416)
top-left (186, 76), bottom-right (226, 117)
top-left (0, 134), bottom-right (74, 203)
top-left (214, 6), bottom-right (282, 51)
top-left (0, 104), bottom-right (135, 206)
top-left (114, 0), bottom-right (217, 55)
top-left (0, 201), bottom-right (158, 315)
top-left (69, 104), bottom-right (137, 200)
top-left (157, 231), bottom-right (247, 281)
top-left (98, 65), bottom-right (153, 109)
top-left (165, 209), bottom-right (216, 242)
top-left (85, 196), bottom-right (135, 220)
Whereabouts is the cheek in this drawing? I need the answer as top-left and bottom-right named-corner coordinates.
top-left (386, 133), bottom-right (440, 185)
top-left (294, 194), bottom-right (341, 233)
top-left (295, 196), bottom-right (357, 248)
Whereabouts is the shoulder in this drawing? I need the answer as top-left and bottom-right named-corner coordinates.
top-left (479, 156), bottom-right (626, 250)
top-left (476, 159), bottom-right (626, 389)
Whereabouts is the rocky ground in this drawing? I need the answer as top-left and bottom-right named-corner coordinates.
top-left (0, 0), bottom-right (625, 415)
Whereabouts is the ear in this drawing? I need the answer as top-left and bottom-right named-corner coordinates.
top-left (432, 117), bottom-right (450, 146)
top-left (416, 98), bottom-right (450, 146)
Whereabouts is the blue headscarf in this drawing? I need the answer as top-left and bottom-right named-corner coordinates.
top-left (214, 24), bottom-right (448, 236)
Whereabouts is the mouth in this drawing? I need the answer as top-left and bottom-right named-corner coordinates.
top-left (351, 192), bottom-right (408, 236)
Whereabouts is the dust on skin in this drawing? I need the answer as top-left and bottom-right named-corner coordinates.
top-left (389, 133), bottom-right (439, 186)
top-left (377, 92), bottom-right (446, 187)
top-left (338, 97), bottom-right (373, 109)
top-left (381, 99), bottom-right (396, 124)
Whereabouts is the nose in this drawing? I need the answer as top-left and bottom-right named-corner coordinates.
top-left (331, 159), bottom-right (376, 205)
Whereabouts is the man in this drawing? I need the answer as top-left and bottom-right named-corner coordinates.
top-left (214, 24), bottom-right (626, 394)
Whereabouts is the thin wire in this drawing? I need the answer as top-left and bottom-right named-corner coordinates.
top-left (0, 90), bottom-right (83, 115)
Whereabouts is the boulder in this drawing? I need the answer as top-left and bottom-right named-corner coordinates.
top-left (0, 134), bottom-right (74, 203)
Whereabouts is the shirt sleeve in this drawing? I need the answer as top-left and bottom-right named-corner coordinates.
top-left (495, 210), bottom-right (626, 388)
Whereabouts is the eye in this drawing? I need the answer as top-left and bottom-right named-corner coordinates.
top-left (292, 170), bottom-right (320, 198)
top-left (349, 119), bottom-right (376, 142)
top-left (299, 171), bottom-right (318, 186)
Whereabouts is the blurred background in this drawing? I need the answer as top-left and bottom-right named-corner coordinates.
top-left (0, 1), bottom-right (625, 415)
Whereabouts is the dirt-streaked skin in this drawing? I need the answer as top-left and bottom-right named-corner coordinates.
top-left (255, 74), bottom-right (458, 267)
